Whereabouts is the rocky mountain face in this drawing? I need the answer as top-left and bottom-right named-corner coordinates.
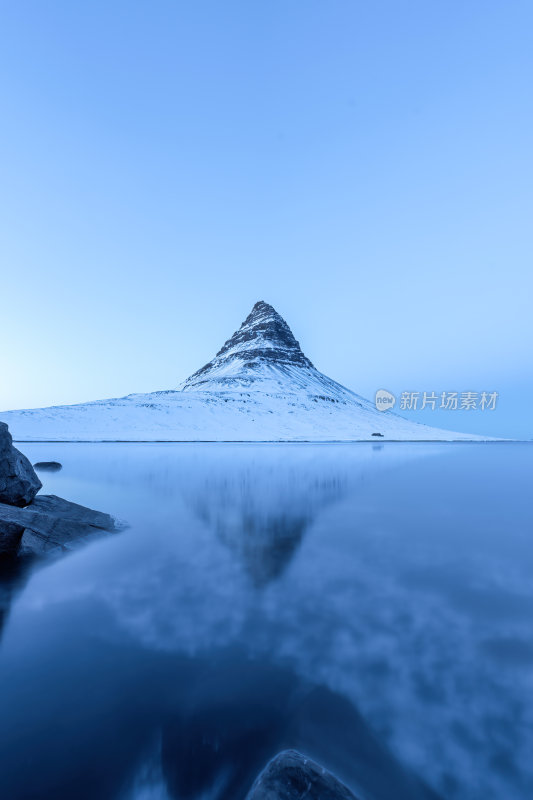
top-left (180, 301), bottom-right (315, 391)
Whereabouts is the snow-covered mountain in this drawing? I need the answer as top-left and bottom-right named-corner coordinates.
top-left (2, 301), bottom-right (480, 441)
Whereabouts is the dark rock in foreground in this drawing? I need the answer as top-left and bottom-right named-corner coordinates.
top-left (247, 750), bottom-right (360, 800)
top-left (0, 520), bottom-right (25, 557)
top-left (0, 422), bottom-right (122, 561)
top-left (0, 421), bottom-right (42, 507)
top-left (29, 494), bottom-right (116, 530)
top-left (0, 495), bottom-right (120, 556)
top-left (33, 461), bottom-right (62, 471)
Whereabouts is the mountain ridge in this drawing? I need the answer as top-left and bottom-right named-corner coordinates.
top-left (0, 301), bottom-right (484, 442)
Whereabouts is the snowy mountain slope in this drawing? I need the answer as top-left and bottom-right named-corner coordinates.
top-left (1, 301), bottom-right (482, 441)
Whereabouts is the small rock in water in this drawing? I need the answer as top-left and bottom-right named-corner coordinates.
top-left (246, 750), bottom-right (360, 800)
top-left (33, 461), bottom-right (63, 471)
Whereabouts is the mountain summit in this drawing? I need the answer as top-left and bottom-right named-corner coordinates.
top-left (0, 301), bottom-right (480, 442)
top-left (178, 299), bottom-right (355, 401)
top-left (181, 301), bottom-right (313, 391)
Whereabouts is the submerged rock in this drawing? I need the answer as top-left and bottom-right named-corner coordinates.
top-left (247, 750), bottom-right (359, 800)
top-left (33, 461), bottom-right (62, 472)
top-left (0, 422), bottom-right (42, 507)
top-left (0, 495), bottom-right (120, 556)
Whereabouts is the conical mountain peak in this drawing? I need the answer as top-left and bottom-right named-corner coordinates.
top-left (181, 301), bottom-right (314, 391)
top-left (215, 301), bottom-right (312, 364)
top-left (2, 298), bottom-right (477, 441)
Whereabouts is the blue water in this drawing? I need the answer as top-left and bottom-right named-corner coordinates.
top-left (0, 442), bottom-right (531, 800)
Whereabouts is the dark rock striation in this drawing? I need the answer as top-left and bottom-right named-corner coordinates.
top-left (247, 750), bottom-right (360, 800)
top-left (182, 301), bottom-right (314, 389)
top-left (215, 301), bottom-right (313, 368)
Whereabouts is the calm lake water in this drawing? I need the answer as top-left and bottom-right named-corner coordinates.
top-left (0, 442), bottom-right (531, 800)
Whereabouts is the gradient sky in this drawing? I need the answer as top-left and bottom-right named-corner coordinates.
top-left (1, 1), bottom-right (531, 437)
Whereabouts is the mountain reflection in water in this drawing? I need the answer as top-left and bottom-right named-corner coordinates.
top-left (0, 442), bottom-right (531, 800)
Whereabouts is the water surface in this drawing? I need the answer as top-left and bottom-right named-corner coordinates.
top-left (0, 443), bottom-right (531, 800)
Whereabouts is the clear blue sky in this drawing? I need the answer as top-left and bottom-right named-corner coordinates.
top-left (1, 1), bottom-right (531, 437)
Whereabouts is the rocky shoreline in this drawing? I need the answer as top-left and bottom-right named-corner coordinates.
top-left (0, 421), bottom-right (120, 558)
